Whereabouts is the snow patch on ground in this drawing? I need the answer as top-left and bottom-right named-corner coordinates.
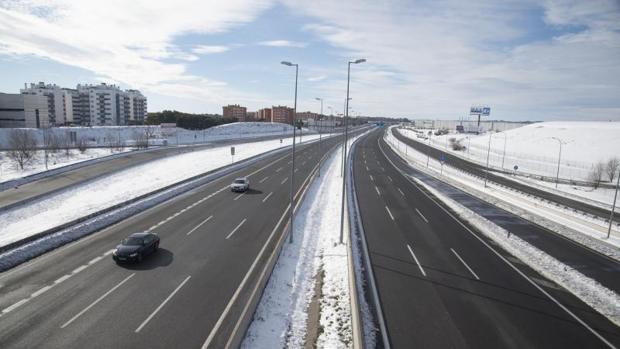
top-left (241, 136), bottom-right (362, 349)
top-left (0, 148), bottom-right (131, 183)
top-left (411, 176), bottom-right (620, 326)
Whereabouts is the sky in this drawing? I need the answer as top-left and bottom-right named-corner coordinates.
top-left (0, 0), bottom-right (619, 121)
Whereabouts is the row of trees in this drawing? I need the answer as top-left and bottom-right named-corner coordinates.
top-left (146, 110), bottom-right (234, 130)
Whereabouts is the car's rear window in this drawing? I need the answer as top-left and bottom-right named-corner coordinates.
top-left (234, 179), bottom-right (246, 184)
top-left (122, 237), bottom-right (143, 245)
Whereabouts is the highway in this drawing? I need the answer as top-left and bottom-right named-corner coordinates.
top-left (0, 130), bottom-right (358, 348)
top-left (0, 132), bottom-right (312, 212)
top-left (391, 128), bottom-right (620, 223)
top-left (353, 129), bottom-right (620, 348)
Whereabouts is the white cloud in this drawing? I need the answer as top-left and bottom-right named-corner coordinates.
top-left (288, 0), bottom-right (620, 120)
top-left (0, 0), bottom-right (273, 107)
top-left (307, 75), bottom-right (326, 82)
top-left (258, 40), bottom-right (307, 48)
top-left (192, 45), bottom-right (230, 54)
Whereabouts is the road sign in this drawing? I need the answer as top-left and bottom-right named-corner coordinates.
top-left (513, 165), bottom-right (518, 171)
top-left (231, 146), bottom-right (235, 156)
top-left (440, 154), bottom-right (446, 163)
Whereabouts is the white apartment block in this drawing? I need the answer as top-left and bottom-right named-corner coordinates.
top-left (20, 82), bottom-right (147, 127)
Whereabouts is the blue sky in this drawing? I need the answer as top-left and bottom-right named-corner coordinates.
top-left (1, 0), bottom-right (619, 120)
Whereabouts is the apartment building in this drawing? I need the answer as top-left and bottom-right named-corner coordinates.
top-left (222, 104), bottom-right (247, 121)
top-left (271, 105), bottom-right (294, 124)
top-left (20, 82), bottom-right (72, 126)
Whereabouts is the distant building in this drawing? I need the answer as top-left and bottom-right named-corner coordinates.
top-left (271, 105), bottom-right (294, 124)
top-left (256, 108), bottom-right (272, 122)
top-left (19, 82), bottom-right (147, 127)
top-left (0, 93), bottom-right (49, 128)
top-left (245, 111), bottom-right (258, 121)
top-left (222, 104), bottom-right (247, 121)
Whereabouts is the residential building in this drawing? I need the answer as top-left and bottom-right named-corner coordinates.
top-left (222, 104), bottom-right (247, 120)
top-left (271, 105), bottom-right (294, 124)
top-left (0, 93), bottom-right (49, 128)
top-left (256, 108), bottom-right (272, 122)
top-left (20, 82), bottom-right (147, 127)
top-left (20, 82), bottom-right (70, 126)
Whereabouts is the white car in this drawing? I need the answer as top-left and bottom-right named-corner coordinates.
top-left (231, 177), bottom-right (250, 192)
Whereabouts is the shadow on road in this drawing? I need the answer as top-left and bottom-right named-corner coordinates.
top-left (117, 248), bottom-right (174, 271)
top-left (244, 188), bottom-right (263, 195)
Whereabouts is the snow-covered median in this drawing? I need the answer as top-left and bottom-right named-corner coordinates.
top-left (241, 136), bottom-right (363, 348)
top-left (0, 134), bottom-right (324, 248)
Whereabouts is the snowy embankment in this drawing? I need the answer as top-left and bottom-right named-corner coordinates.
top-left (0, 148), bottom-right (131, 183)
top-left (385, 129), bottom-right (620, 326)
top-left (386, 129), bottom-right (620, 252)
top-left (241, 134), bottom-right (367, 349)
top-left (399, 121), bottom-right (620, 204)
top-left (0, 133), bottom-right (325, 249)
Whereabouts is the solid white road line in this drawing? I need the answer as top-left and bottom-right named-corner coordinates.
top-left (450, 248), bottom-right (480, 280)
top-left (407, 244), bottom-right (426, 277)
top-left (226, 218), bottom-right (247, 239)
top-left (186, 215), bottom-right (214, 236)
top-left (88, 256), bottom-right (103, 265)
top-left (397, 188), bottom-right (405, 196)
top-left (233, 193), bottom-right (245, 201)
top-left (375, 186), bottom-right (381, 196)
top-left (281, 177), bottom-right (288, 185)
top-left (385, 206), bottom-right (394, 220)
top-left (135, 275), bottom-right (191, 333)
top-left (62, 273), bottom-right (135, 328)
top-left (276, 167), bottom-right (283, 172)
top-left (104, 249), bottom-right (115, 256)
top-left (262, 192), bottom-right (273, 203)
top-left (72, 265), bottom-right (88, 275)
top-left (415, 208), bottom-right (429, 223)
top-left (259, 176), bottom-right (269, 183)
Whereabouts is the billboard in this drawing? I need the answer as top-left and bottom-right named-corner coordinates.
top-left (470, 106), bottom-right (490, 116)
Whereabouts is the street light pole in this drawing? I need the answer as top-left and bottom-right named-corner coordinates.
top-left (501, 132), bottom-right (507, 170)
top-left (315, 97), bottom-right (323, 177)
top-left (340, 58), bottom-right (365, 244)
top-left (608, 169), bottom-right (620, 239)
top-left (484, 131), bottom-right (492, 188)
top-left (551, 137), bottom-right (565, 189)
top-left (281, 61), bottom-right (298, 244)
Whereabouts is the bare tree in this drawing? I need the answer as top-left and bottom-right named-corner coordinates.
top-left (7, 129), bottom-right (38, 170)
top-left (588, 161), bottom-right (605, 189)
top-left (77, 137), bottom-right (88, 153)
top-left (144, 126), bottom-right (156, 149)
top-left (59, 131), bottom-right (72, 157)
top-left (606, 157), bottom-right (620, 182)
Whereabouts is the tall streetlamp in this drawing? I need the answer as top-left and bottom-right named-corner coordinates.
top-left (281, 61), bottom-right (298, 244)
top-left (340, 58), bottom-right (366, 244)
top-left (315, 97), bottom-right (323, 177)
top-left (484, 131), bottom-right (492, 188)
top-left (551, 137), bottom-right (568, 189)
top-left (500, 132), bottom-right (508, 169)
top-left (608, 169), bottom-right (620, 239)
top-left (327, 106), bottom-right (334, 137)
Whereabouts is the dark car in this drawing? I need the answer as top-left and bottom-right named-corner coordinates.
top-left (112, 232), bottom-right (160, 263)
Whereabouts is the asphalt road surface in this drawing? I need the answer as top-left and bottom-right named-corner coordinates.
top-left (391, 128), bottom-right (619, 224)
top-left (0, 130), bottom-right (361, 349)
top-left (353, 129), bottom-right (620, 348)
top-left (0, 132), bottom-right (314, 212)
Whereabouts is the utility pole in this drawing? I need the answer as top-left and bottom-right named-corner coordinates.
top-left (340, 58), bottom-right (365, 244)
top-left (607, 169), bottom-right (619, 239)
top-left (281, 61), bottom-right (299, 244)
top-left (315, 97), bottom-right (323, 177)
